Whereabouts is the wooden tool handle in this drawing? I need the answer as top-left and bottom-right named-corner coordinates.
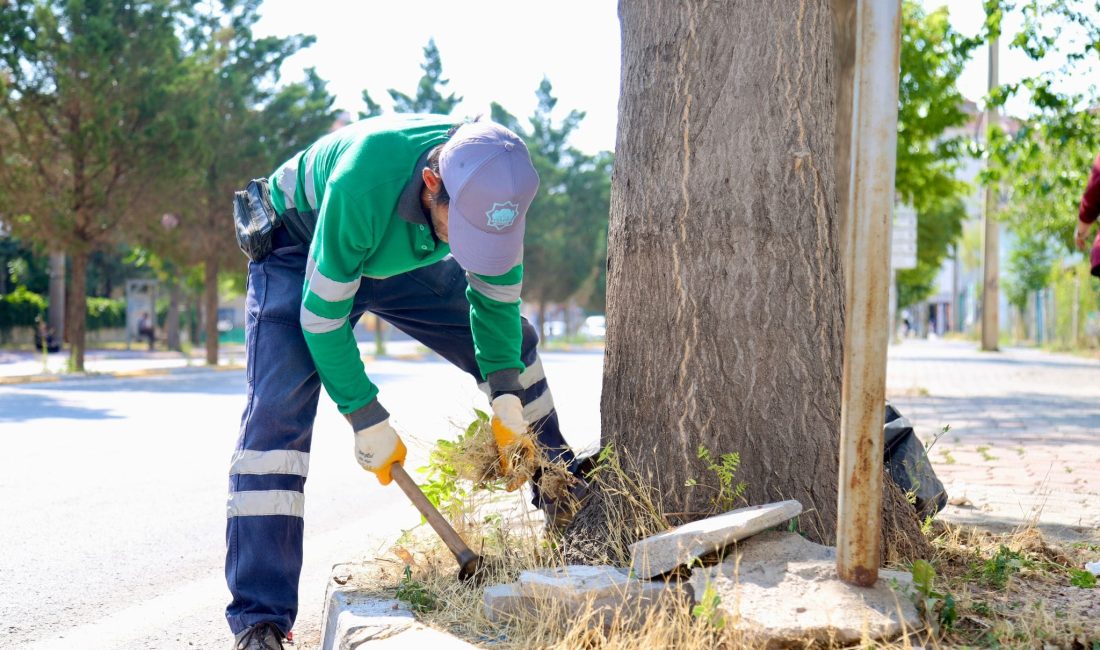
top-left (390, 463), bottom-right (473, 561)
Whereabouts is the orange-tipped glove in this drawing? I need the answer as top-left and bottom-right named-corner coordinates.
top-left (491, 394), bottom-right (537, 491)
top-left (354, 419), bottom-right (407, 486)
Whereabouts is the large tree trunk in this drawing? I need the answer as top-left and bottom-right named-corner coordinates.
top-left (832, 0), bottom-right (857, 250)
top-left (538, 301), bottom-right (548, 347)
top-left (204, 257), bottom-right (219, 366)
top-left (48, 251), bottom-right (66, 346)
top-left (67, 250), bottom-right (88, 372)
top-left (166, 279), bottom-right (181, 351)
top-left (601, 0), bottom-right (922, 555)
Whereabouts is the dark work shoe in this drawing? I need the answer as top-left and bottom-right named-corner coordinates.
top-left (232, 622), bottom-right (286, 650)
top-left (542, 477), bottom-right (591, 535)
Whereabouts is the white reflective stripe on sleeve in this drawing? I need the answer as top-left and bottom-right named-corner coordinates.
top-left (229, 449), bottom-right (310, 477)
top-left (523, 389), bottom-right (555, 422)
top-left (303, 151), bottom-right (318, 210)
top-left (307, 268), bottom-right (361, 303)
top-left (478, 356), bottom-right (547, 394)
top-left (300, 304), bottom-right (345, 334)
top-left (466, 272), bottom-right (522, 302)
top-left (227, 490), bottom-right (304, 518)
top-left (519, 357), bottom-right (545, 388)
top-left (277, 164), bottom-right (297, 210)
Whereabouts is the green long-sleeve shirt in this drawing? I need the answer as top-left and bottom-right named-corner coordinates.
top-left (267, 114), bottom-right (524, 425)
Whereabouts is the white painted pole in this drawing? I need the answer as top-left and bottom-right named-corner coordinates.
top-left (837, 0), bottom-right (902, 587)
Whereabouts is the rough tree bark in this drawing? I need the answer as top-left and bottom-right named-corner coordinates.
top-left (204, 258), bottom-right (219, 366)
top-left (600, 0), bottom-right (924, 555)
top-left (66, 250), bottom-right (88, 372)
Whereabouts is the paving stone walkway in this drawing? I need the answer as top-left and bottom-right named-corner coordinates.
top-left (886, 338), bottom-right (1100, 542)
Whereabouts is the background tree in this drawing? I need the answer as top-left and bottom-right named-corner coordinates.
top-left (361, 38), bottom-right (460, 118)
top-left (0, 0), bottom-right (192, 370)
top-left (594, 0), bottom-right (925, 557)
top-left (492, 80), bottom-right (611, 338)
top-left (983, 0), bottom-right (1100, 340)
top-left (894, 0), bottom-right (983, 310)
top-left (170, 0), bottom-right (335, 365)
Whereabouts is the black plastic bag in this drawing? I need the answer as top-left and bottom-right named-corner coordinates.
top-left (884, 402), bottom-right (948, 519)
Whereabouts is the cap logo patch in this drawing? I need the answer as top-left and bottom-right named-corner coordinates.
top-left (485, 201), bottom-right (519, 231)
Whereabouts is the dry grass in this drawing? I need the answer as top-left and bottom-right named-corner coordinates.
top-left (361, 439), bottom-right (1098, 649)
top-left (915, 521), bottom-right (1100, 648)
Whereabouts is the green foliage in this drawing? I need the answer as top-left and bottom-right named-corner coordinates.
top-left (363, 38), bottom-right (461, 117)
top-left (6, 258), bottom-right (30, 287)
top-left (894, 0), bottom-right (982, 308)
top-left (1004, 235), bottom-right (1056, 310)
top-left (685, 445), bottom-right (746, 513)
top-left (981, 545), bottom-right (1027, 587)
top-left (1070, 568), bottom-right (1097, 588)
top-left (895, 198), bottom-right (968, 309)
top-left (395, 565), bottom-right (436, 613)
top-left (417, 410), bottom-right (493, 521)
top-left (0, 238), bottom-right (49, 295)
top-left (0, 286), bottom-right (47, 330)
top-left (0, 0), bottom-right (194, 252)
top-left (690, 582), bottom-right (725, 630)
top-left (984, 1), bottom-right (1100, 297)
top-left (494, 79), bottom-right (612, 316)
top-left (910, 559), bottom-right (958, 631)
top-left (85, 297), bottom-right (125, 331)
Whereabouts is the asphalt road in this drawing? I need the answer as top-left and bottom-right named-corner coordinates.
top-left (0, 352), bottom-right (604, 649)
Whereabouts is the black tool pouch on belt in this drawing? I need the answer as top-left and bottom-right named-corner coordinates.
top-left (233, 179), bottom-right (279, 262)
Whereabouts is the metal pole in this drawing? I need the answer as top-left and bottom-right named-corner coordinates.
top-left (981, 34), bottom-right (1000, 351)
top-left (837, 0), bottom-right (902, 588)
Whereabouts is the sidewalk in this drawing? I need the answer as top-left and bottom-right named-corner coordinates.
top-left (0, 340), bottom-right (428, 384)
top-left (886, 338), bottom-right (1100, 542)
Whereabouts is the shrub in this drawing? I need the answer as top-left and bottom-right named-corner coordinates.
top-left (86, 297), bottom-right (126, 331)
top-left (0, 286), bottom-right (47, 331)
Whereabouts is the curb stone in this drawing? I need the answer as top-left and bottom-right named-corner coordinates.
top-left (321, 566), bottom-right (479, 649)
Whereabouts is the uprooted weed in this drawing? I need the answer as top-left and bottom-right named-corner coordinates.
top-left (426, 409), bottom-right (577, 501)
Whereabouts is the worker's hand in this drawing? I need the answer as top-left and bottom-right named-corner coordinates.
top-left (1076, 220), bottom-right (1092, 251)
top-left (491, 394), bottom-right (537, 491)
top-left (354, 419), bottom-right (407, 486)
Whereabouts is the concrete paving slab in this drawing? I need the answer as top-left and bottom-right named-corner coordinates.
top-left (485, 579), bottom-right (693, 631)
top-left (517, 565), bottom-right (633, 600)
top-left (629, 500), bottom-right (802, 578)
top-left (689, 532), bottom-right (920, 648)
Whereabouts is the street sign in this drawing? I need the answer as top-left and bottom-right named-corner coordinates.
top-left (892, 204), bottom-right (918, 270)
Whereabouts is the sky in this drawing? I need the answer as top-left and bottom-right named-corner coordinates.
top-left (252, 0), bottom-right (621, 154)
top-left (253, 1), bottom-right (1098, 155)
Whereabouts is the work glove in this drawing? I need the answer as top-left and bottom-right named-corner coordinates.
top-left (491, 394), bottom-right (537, 491)
top-left (354, 418), bottom-right (407, 486)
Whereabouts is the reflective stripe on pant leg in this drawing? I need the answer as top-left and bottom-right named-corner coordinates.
top-left (226, 245), bottom-right (319, 637)
top-left (228, 450), bottom-right (310, 517)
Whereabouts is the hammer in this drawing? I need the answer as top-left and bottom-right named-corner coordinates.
top-left (390, 463), bottom-right (487, 581)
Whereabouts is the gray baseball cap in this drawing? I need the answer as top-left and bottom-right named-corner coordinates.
top-left (439, 121), bottom-right (539, 276)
